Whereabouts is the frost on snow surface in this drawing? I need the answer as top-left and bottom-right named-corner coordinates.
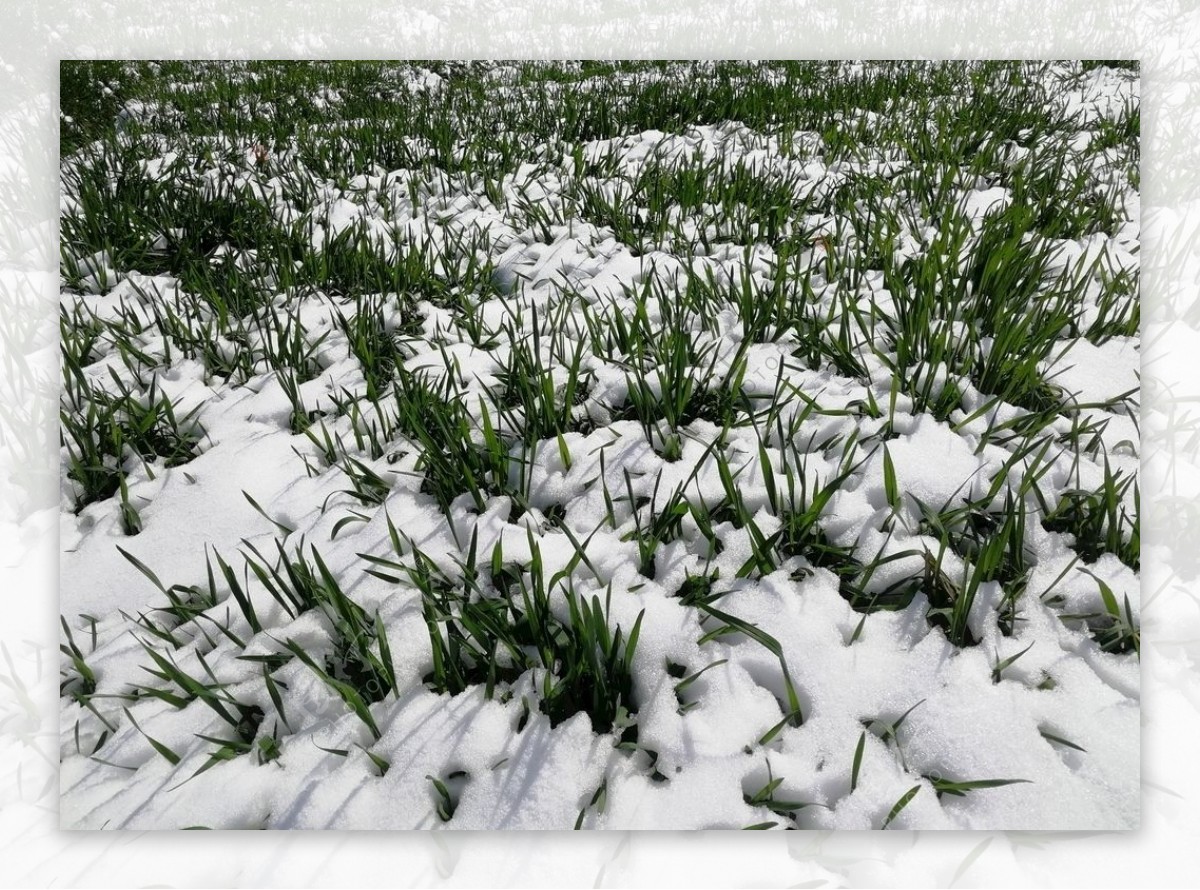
top-left (58, 61), bottom-right (1140, 830)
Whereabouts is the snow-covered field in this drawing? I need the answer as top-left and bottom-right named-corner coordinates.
top-left (58, 61), bottom-right (1140, 829)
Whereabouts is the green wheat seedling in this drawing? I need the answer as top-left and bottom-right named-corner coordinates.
top-left (1040, 455), bottom-right (1139, 570)
top-left (922, 774), bottom-right (1032, 799)
top-left (621, 470), bottom-right (692, 580)
top-left (324, 456), bottom-right (393, 512)
top-left (60, 616), bottom-right (98, 702)
top-left (574, 778), bottom-right (608, 829)
top-left (127, 641), bottom-right (266, 768)
top-left (862, 698), bottom-right (926, 772)
top-left (427, 771), bottom-right (467, 822)
top-left (621, 325), bottom-right (742, 460)
top-left (247, 298), bottom-right (328, 380)
top-left (672, 657), bottom-right (728, 714)
top-left (492, 311), bottom-right (591, 444)
top-left (116, 546), bottom-right (227, 636)
top-left (391, 367), bottom-right (526, 513)
top-left (60, 373), bottom-right (206, 511)
top-left (333, 295), bottom-right (405, 400)
top-left (406, 528), bottom-right (644, 740)
top-left (724, 430), bottom-right (865, 582)
top-left (695, 601), bottom-right (804, 731)
top-left (1064, 569), bottom-right (1140, 656)
top-left (912, 489), bottom-right (1032, 636)
top-left (232, 541), bottom-right (400, 717)
top-left (744, 760), bottom-right (824, 820)
top-left (881, 785), bottom-right (922, 829)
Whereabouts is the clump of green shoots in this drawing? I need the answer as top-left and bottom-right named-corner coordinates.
top-left (387, 526), bottom-right (644, 740)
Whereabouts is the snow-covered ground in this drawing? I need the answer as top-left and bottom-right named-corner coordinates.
top-left (58, 61), bottom-right (1140, 829)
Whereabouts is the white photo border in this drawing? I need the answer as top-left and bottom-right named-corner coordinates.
top-left (2, 2), bottom-right (1197, 885)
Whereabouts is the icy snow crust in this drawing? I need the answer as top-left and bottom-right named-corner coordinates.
top-left (59, 62), bottom-right (1139, 830)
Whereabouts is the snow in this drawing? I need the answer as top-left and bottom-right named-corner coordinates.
top-left (1047, 337), bottom-right (1139, 406)
top-left (58, 62), bottom-right (1140, 831)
